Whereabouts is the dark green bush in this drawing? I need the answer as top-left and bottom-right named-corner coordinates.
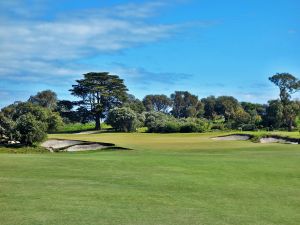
top-left (164, 121), bottom-right (181, 133)
top-left (211, 123), bottom-right (225, 130)
top-left (0, 113), bottom-right (16, 142)
top-left (2, 102), bottom-right (63, 133)
top-left (15, 113), bottom-right (47, 145)
top-left (241, 124), bottom-right (257, 131)
top-left (180, 122), bottom-right (199, 133)
top-left (107, 107), bottom-right (138, 132)
top-left (144, 112), bottom-right (211, 133)
top-left (47, 112), bottom-right (64, 132)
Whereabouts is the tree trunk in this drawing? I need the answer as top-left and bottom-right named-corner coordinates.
top-left (288, 118), bottom-right (293, 132)
top-left (95, 115), bottom-right (101, 130)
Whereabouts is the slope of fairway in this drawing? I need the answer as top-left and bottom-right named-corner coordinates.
top-left (0, 133), bottom-right (300, 225)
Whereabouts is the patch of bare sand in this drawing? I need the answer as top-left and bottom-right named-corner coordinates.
top-left (41, 140), bottom-right (84, 150)
top-left (66, 143), bottom-right (107, 152)
top-left (260, 137), bottom-right (298, 144)
top-left (212, 135), bottom-right (250, 141)
top-left (41, 139), bottom-right (113, 152)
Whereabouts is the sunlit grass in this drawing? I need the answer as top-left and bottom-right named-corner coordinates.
top-left (0, 132), bottom-right (299, 225)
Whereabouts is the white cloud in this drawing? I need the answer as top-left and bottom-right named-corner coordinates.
top-left (0, 0), bottom-right (203, 83)
top-left (110, 63), bottom-right (192, 85)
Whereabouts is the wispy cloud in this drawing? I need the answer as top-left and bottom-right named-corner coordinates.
top-left (110, 62), bottom-right (193, 86)
top-left (0, 0), bottom-right (216, 107)
top-left (0, 0), bottom-right (202, 82)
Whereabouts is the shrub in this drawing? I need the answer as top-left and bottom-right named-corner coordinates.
top-left (0, 113), bottom-right (16, 142)
top-left (1, 102), bottom-right (63, 133)
top-left (107, 107), bottom-right (138, 132)
top-left (15, 113), bottom-right (47, 145)
top-left (180, 122), bottom-right (199, 133)
top-left (144, 112), bottom-right (211, 133)
top-left (144, 111), bottom-right (169, 133)
top-left (47, 112), bottom-right (64, 132)
top-left (180, 118), bottom-right (211, 133)
top-left (136, 112), bottom-right (146, 128)
top-left (211, 123), bottom-right (225, 130)
top-left (241, 124), bottom-right (257, 131)
top-left (164, 121), bottom-right (181, 133)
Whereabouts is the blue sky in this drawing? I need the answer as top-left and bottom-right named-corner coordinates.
top-left (0, 0), bottom-right (299, 108)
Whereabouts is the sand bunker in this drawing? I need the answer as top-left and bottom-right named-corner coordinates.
top-left (212, 134), bottom-right (299, 145)
top-left (41, 140), bottom-right (84, 150)
top-left (212, 135), bottom-right (250, 141)
top-left (41, 139), bottom-right (114, 152)
top-left (260, 137), bottom-right (298, 145)
top-left (66, 143), bottom-right (107, 152)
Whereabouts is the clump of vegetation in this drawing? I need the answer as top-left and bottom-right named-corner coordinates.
top-left (144, 111), bottom-right (210, 133)
top-left (15, 113), bottom-right (47, 145)
top-left (107, 107), bottom-right (139, 132)
top-left (56, 122), bottom-right (96, 133)
top-left (1, 93), bottom-right (63, 145)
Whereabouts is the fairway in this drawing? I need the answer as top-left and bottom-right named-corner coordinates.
top-left (1, 133), bottom-right (300, 225)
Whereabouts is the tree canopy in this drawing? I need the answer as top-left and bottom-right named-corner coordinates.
top-left (171, 91), bottom-right (201, 118)
top-left (28, 90), bottom-right (58, 110)
top-left (70, 72), bottom-right (128, 130)
top-left (143, 94), bottom-right (172, 113)
top-left (269, 73), bottom-right (300, 130)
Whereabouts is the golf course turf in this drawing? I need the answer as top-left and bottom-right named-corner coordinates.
top-left (0, 132), bottom-right (299, 225)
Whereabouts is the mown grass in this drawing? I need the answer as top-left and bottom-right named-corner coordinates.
top-left (0, 132), bottom-right (300, 225)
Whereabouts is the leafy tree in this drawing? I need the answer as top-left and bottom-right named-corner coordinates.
top-left (201, 96), bottom-right (217, 120)
top-left (47, 112), bottom-right (64, 133)
top-left (241, 102), bottom-right (265, 126)
top-left (57, 100), bottom-right (74, 112)
top-left (269, 73), bottom-right (300, 130)
top-left (232, 108), bottom-right (251, 128)
top-left (106, 107), bottom-right (138, 132)
top-left (70, 72), bottom-right (128, 130)
top-left (0, 113), bottom-right (16, 141)
top-left (171, 91), bottom-right (201, 118)
top-left (241, 102), bottom-right (266, 117)
top-left (76, 106), bottom-right (93, 124)
top-left (215, 96), bottom-right (240, 121)
top-left (28, 90), bottom-right (58, 110)
top-left (15, 113), bottom-right (47, 145)
top-left (143, 94), bottom-right (172, 113)
top-left (124, 94), bottom-right (145, 113)
top-left (1, 102), bottom-right (62, 133)
top-left (56, 100), bottom-right (77, 123)
top-left (263, 100), bottom-right (284, 129)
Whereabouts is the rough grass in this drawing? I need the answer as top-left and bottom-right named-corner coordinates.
top-left (0, 145), bottom-right (49, 154)
top-left (55, 122), bottom-right (111, 133)
top-left (0, 132), bottom-right (300, 225)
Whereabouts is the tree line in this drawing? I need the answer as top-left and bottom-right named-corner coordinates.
top-left (0, 72), bottom-right (300, 145)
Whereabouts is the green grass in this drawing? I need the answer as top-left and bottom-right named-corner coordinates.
top-left (230, 130), bottom-right (300, 138)
top-left (0, 145), bottom-right (49, 154)
top-left (55, 122), bottom-right (111, 133)
top-left (0, 132), bottom-right (300, 225)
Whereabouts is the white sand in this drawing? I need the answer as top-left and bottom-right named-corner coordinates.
top-left (212, 135), bottom-right (250, 141)
top-left (260, 137), bottom-right (298, 144)
top-left (66, 143), bottom-right (107, 152)
top-left (41, 140), bottom-right (84, 149)
top-left (41, 139), bottom-right (109, 152)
